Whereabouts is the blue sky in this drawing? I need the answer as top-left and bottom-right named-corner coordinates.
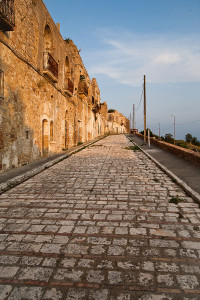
top-left (43, 0), bottom-right (200, 140)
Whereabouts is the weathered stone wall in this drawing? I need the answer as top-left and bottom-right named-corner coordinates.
top-left (108, 110), bottom-right (129, 134)
top-left (100, 102), bottom-right (108, 135)
top-left (0, 0), bottom-right (129, 173)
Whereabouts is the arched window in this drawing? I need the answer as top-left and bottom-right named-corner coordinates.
top-left (65, 57), bottom-right (70, 77)
top-left (44, 24), bottom-right (53, 52)
top-left (64, 57), bottom-right (74, 95)
top-left (43, 24), bottom-right (58, 81)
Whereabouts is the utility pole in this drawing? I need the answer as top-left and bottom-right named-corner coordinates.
top-left (133, 104), bottom-right (135, 130)
top-left (171, 115), bottom-right (175, 145)
top-left (159, 123), bottom-right (160, 138)
top-left (144, 75), bottom-right (146, 143)
top-left (129, 113), bottom-right (132, 131)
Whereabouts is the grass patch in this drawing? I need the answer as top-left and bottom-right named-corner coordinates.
top-left (169, 196), bottom-right (185, 205)
top-left (171, 178), bottom-right (176, 183)
top-left (125, 145), bottom-right (141, 151)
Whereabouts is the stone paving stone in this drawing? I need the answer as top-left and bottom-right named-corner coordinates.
top-left (42, 288), bottom-right (63, 300)
top-left (0, 266), bottom-right (19, 278)
top-left (0, 135), bottom-right (200, 299)
top-left (8, 286), bottom-right (43, 300)
top-left (17, 267), bottom-right (53, 282)
top-left (0, 285), bottom-right (12, 300)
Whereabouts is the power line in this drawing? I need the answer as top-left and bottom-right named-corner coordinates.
top-left (176, 119), bottom-right (200, 126)
top-left (165, 124), bottom-right (173, 131)
top-left (136, 84), bottom-right (144, 111)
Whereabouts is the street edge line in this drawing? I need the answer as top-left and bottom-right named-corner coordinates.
top-left (127, 136), bottom-right (200, 205)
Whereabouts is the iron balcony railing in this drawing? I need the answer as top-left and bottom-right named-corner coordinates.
top-left (43, 52), bottom-right (58, 82)
top-left (78, 81), bottom-right (88, 97)
top-left (64, 77), bottom-right (74, 96)
top-left (0, 0), bottom-right (15, 31)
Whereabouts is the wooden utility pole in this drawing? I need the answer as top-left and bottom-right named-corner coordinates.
top-left (144, 75), bottom-right (146, 142)
top-left (129, 113), bottom-right (131, 131)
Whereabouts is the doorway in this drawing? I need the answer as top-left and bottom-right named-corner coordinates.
top-left (42, 119), bottom-right (49, 156)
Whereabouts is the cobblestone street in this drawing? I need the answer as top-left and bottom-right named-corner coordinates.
top-left (0, 135), bottom-right (200, 299)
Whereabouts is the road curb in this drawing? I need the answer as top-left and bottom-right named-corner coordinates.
top-left (127, 136), bottom-right (200, 205)
top-left (0, 137), bottom-right (105, 195)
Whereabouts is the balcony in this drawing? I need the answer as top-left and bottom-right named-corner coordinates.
top-left (43, 52), bottom-right (58, 83)
top-left (92, 103), bottom-right (100, 113)
top-left (0, 0), bottom-right (15, 31)
top-left (64, 77), bottom-right (74, 97)
top-left (78, 81), bottom-right (88, 98)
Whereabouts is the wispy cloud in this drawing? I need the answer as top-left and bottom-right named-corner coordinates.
top-left (85, 29), bottom-right (200, 86)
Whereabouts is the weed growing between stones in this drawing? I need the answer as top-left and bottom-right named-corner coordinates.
top-left (124, 145), bottom-right (141, 151)
top-left (169, 196), bottom-right (185, 205)
top-left (91, 144), bottom-right (103, 147)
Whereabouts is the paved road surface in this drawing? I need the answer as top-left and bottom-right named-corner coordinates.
top-left (0, 135), bottom-right (200, 299)
top-left (129, 134), bottom-right (200, 195)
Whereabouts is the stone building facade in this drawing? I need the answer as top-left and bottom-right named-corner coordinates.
top-left (108, 110), bottom-right (130, 134)
top-left (0, 0), bottom-right (129, 173)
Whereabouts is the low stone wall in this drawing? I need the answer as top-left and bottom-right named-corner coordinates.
top-left (135, 133), bottom-right (200, 168)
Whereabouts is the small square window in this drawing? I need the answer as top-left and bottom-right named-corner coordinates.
top-left (25, 129), bottom-right (29, 139)
top-left (0, 70), bottom-right (4, 101)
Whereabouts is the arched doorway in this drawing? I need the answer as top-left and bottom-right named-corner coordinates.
top-left (65, 110), bottom-right (69, 149)
top-left (74, 115), bottom-right (76, 146)
top-left (42, 119), bottom-right (49, 156)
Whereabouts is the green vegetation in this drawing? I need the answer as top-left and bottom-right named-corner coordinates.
top-left (164, 133), bottom-right (174, 144)
top-left (176, 141), bottom-right (188, 149)
top-left (169, 196), bottom-right (185, 205)
top-left (139, 130), bottom-right (200, 152)
top-left (125, 145), bottom-right (140, 151)
top-left (64, 38), bottom-right (71, 43)
top-left (185, 133), bottom-right (200, 146)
